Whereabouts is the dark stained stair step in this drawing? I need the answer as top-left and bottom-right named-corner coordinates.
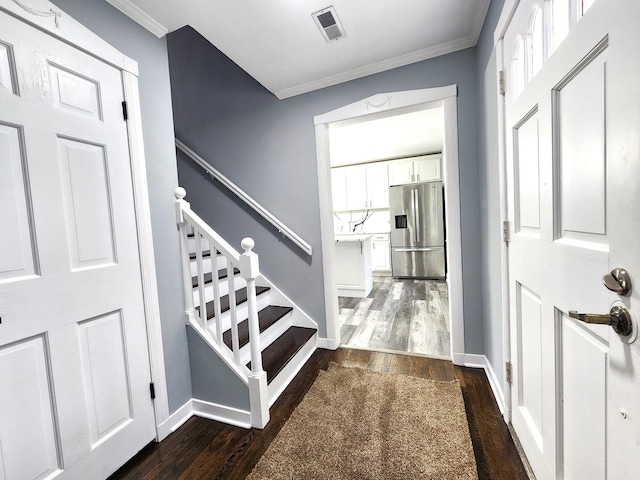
top-left (189, 250), bottom-right (212, 260)
top-left (196, 286), bottom-right (270, 320)
top-left (247, 326), bottom-right (316, 384)
top-left (222, 305), bottom-right (293, 350)
top-left (192, 267), bottom-right (240, 288)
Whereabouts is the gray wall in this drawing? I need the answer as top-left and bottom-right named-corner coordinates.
top-left (168, 28), bottom-right (486, 353)
top-left (51, 0), bottom-right (192, 413)
top-left (186, 327), bottom-right (250, 409)
top-left (476, 0), bottom-right (507, 389)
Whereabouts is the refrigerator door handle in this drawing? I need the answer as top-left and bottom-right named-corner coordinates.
top-left (394, 247), bottom-right (442, 252)
top-left (412, 188), bottom-right (420, 243)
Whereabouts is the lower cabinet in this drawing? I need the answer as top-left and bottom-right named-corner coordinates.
top-left (371, 234), bottom-right (391, 274)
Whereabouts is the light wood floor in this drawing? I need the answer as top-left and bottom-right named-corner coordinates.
top-left (339, 276), bottom-right (451, 357)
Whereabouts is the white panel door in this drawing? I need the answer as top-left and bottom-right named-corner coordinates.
top-left (0, 9), bottom-right (155, 480)
top-left (503, 1), bottom-right (640, 479)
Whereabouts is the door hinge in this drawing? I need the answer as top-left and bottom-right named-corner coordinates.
top-left (149, 382), bottom-right (156, 400)
top-left (499, 70), bottom-right (506, 96)
top-left (122, 101), bottom-right (129, 121)
top-left (502, 220), bottom-right (510, 243)
top-left (506, 361), bottom-right (512, 384)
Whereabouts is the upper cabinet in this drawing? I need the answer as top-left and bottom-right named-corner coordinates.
top-left (388, 155), bottom-right (441, 185)
top-left (331, 162), bottom-right (389, 211)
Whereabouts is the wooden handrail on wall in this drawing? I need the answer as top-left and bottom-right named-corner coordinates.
top-left (175, 138), bottom-right (312, 256)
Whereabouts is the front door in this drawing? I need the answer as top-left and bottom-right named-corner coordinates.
top-left (0, 8), bottom-right (155, 480)
top-left (503, 0), bottom-right (640, 479)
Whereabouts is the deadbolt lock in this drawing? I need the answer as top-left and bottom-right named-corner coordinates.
top-left (568, 306), bottom-right (633, 337)
top-left (602, 268), bottom-right (632, 296)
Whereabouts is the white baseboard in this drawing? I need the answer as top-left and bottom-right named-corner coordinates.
top-left (452, 353), bottom-right (508, 418)
top-left (192, 398), bottom-right (252, 429)
top-left (157, 400), bottom-right (194, 441)
top-left (316, 336), bottom-right (339, 350)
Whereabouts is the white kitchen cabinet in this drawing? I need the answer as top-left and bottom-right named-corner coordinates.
top-left (388, 155), bottom-right (441, 185)
top-left (371, 233), bottom-right (391, 273)
top-left (334, 235), bottom-right (373, 297)
top-left (331, 162), bottom-right (389, 211)
top-left (365, 162), bottom-right (389, 208)
top-left (331, 168), bottom-right (348, 211)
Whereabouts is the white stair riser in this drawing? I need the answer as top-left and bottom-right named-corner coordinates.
top-left (236, 311), bottom-right (293, 365)
top-left (190, 255), bottom-right (228, 277)
top-left (205, 290), bottom-right (271, 334)
top-left (187, 236), bottom-right (210, 252)
top-left (192, 276), bottom-right (247, 304)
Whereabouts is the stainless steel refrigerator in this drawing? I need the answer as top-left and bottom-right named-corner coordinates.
top-left (389, 181), bottom-right (445, 278)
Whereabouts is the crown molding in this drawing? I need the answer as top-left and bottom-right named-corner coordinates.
top-left (106, 0), bottom-right (168, 38)
top-left (275, 36), bottom-right (477, 100)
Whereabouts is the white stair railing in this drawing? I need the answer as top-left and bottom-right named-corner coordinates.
top-left (175, 187), bottom-right (269, 428)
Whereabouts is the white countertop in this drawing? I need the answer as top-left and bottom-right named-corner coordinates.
top-left (335, 234), bottom-right (372, 243)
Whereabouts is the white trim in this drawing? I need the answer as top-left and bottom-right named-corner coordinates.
top-left (122, 71), bottom-right (170, 439)
top-left (313, 86), bottom-right (465, 360)
top-left (495, 38), bottom-right (513, 424)
top-left (316, 336), bottom-right (340, 350)
top-left (442, 96), bottom-right (465, 357)
top-left (484, 356), bottom-right (507, 417)
top-left (0, 0), bottom-right (138, 75)
top-left (314, 86), bottom-right (457, 125)
top-left (494, 0), bottom-right (521, 45)
top-left (314, 124), bottom-right (341, 347)
top-left (105, 0), bottom-right (168, 38)
top-left (277, 38), bottom-right (476, 100)
top-left (176, 139), bottom-right (312, 256)
top-left (192, 399), bottom-right (252, 429)
top-left (455, 354), bottom-right (508, 418)
top-left (156, 400), bottom-right (193, 441)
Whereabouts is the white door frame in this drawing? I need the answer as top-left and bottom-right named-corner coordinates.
top-left (490, 0), bottom-right (523, 424)
top-left (313, 85), bottom-right (466, 361)
top-left (0, 0), bottom-right (170, 437)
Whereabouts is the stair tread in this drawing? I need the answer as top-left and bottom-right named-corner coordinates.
top-left (192, 267), bottom-right (240, 288)
top-left (248, 326), bottom-right (316, 384)
top-left (189, 250), bottom-right (212, 260)
top-left (195, 286), bottom-right (270, 319)
top-left (222, 305), bottom-right (293, 350)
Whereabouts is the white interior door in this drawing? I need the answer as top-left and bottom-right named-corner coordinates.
top-left (503, 0), bottom-right (640, 479)
top-left (0, 10), bottom-right (155, 480)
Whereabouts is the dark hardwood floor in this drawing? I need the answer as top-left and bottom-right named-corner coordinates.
top-left (110, 348), bottom-right (528, 480)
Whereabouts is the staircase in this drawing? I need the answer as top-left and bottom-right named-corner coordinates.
top-left (175, 188), bottom-right (317, 429)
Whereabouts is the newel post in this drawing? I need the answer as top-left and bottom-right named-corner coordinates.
top-left (241, 238), bottom-right (269, 428)
top-left (175, 187), bottom-right (195, 325)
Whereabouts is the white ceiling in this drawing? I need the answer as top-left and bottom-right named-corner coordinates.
top-left (106, 0), bottom-right (490, 99)
top-left (329, 106), bottom-right (444, 167)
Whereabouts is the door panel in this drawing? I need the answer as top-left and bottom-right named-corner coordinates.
top-left (0, 122), bottom-right (37, 281)
top-left (58, 137), bottom-right (116, 269)
top-left (0, 9), bottom-right (155, 479)
top-left (0, 337), bottom-right (61, 480)
top-left (504, 1), bottom-right (640, 479)
top-left (561, 316), bottom-right (607, 480)
top-left (556, 46), bottom-right (607, 241)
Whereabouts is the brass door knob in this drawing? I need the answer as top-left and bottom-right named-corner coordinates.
top-left (568, 306), bottom-right (633, 336)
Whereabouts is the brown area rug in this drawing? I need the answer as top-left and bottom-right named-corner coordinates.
top-left (248, 363), bottom-right (478, 479)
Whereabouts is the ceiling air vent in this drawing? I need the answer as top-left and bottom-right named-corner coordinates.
top-left (312, 6), bottom-right (346, 43)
